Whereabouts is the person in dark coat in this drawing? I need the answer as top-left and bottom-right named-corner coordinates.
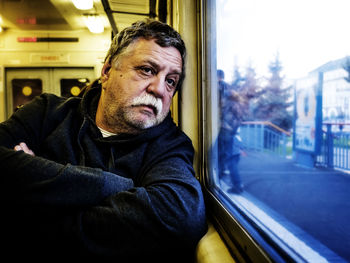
top-left (217, 69), bottom-right (244, 193)
top-left (0, 20), bottom-right (207, 262)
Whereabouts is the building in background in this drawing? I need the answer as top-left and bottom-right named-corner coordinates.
top-left (310, 56), bottom-right (350, 126)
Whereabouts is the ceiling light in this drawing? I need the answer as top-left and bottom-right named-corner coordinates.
top-left (72, 0), bottom-right (93, 10)
top-left (84, 15), bottom-right (104, 34)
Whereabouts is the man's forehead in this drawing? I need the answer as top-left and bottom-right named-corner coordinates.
top-left (127, 39), bottom-right (182, 70)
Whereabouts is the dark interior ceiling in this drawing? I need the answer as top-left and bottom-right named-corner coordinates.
top-left (0, 0), bottom-right (158, 34)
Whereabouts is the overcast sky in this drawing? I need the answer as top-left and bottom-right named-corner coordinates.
top-left (216, 0), bottom-right (350, 82)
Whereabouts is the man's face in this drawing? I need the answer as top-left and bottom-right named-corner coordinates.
top-left (98, 38), bottom-right (182, 134)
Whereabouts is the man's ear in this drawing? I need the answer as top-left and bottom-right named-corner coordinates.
top-left (101, 61), bottom-right (111, 83)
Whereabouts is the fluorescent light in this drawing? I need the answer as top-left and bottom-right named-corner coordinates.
top-left (84, 15), bottom-right (104, 34)
top-left (72, 0), bottom-right (93, 10)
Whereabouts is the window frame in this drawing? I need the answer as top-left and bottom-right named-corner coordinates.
top-left (198, 0), bottom-right (343, 262)
top-left (199, 1), bottom-right (273, 261)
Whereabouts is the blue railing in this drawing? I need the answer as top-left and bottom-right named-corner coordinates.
top-left (316, 123), bottom-right (350, 170)
top-left (239, 121), bottom-right (350, 171)
top-left (239, 121), bottom-right (290, 157)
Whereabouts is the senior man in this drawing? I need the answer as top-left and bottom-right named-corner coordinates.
top-left (0, 20), bottom-right (206, 262)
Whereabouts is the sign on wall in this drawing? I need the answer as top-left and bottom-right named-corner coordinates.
top-left (294, 73), bottom-right (323, 154)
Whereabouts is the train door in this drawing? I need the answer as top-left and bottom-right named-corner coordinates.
top-left (5, 67), bottom-right (95, 118)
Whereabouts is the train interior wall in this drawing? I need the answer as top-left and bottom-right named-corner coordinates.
top-left (0, 28), bottom-right (111, 122)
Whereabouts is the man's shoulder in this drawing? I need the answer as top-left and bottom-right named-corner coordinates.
top-left (150, 118), bottom-right (194, 159)
top-left (159, 115), bottom-right (193, 145)
top-left (41, 93), bottom-right (80, 104)
top-left (35, 93), bottom-right (82, 113)
top-left (20, 93), bottom-right (80, 109)
top-left (14, 93), bottom-right (83, 126)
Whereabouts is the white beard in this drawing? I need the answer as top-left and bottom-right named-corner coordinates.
top-left (126, 93), bottom-right (167, 129)
top-left (131, 93), bottom-right (163, 116)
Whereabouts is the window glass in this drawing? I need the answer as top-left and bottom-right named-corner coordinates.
top-left (12, 79), bottom-right (42, 112)
top-left (60, 78), bottom-right (90, 98)
top-left (210, 0), bottom-right (350, 261)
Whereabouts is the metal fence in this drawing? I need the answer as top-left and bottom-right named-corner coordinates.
top-left (239, 121), bottom-right (290, 157)
top-left (316, 123), bottom-right (350, 170)
top-left (239, 122), bottom-right (350, 171)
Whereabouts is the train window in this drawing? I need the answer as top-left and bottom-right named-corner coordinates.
top-left (11, 79), bottom-right (42, 112)
top-left (203, 0), bottom-right (350, 262)
top-left (60, 78), bottom-right (90, 98)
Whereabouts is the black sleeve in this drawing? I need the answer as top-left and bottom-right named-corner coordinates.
top-left (0, 95), bottom-right (134, 205)
top-left (69, 157), bottom-right (207, 261)
top-left (0, 95), bottom-right (207, 261)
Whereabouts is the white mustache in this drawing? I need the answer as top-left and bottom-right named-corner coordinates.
top-left (131, 94), bottom-right (162, 115)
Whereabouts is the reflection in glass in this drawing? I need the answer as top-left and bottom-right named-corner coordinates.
top-left (217, 69), bottom-right (245, 193)
top-left (214, 0), bottom-right (350, 261)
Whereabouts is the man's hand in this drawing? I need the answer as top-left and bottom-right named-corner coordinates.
top-left (14, 142), bottom-right (35, 156)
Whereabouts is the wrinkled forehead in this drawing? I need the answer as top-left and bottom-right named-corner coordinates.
top-left (122, 38), bottom-right (183, 72)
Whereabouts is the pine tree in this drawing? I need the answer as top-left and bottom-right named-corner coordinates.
top-left (251, 54), bottom-right (293, 130)
top-left (231, 65), bottom-right (244, 90)
top-left (237, 63), bottom-right (264, 121)
top-left (241, 64), bottom-right (262, 99)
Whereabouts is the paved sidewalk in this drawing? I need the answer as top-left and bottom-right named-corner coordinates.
top-left (237, 151), bottom-right (350, 261)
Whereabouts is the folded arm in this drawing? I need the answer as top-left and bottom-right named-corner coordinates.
top-left (9, 141), bottom-right (206, 259)
top-left (14, 142), bottom-right (35, 156)
top-left (0, 95), bottom-right (207, 260)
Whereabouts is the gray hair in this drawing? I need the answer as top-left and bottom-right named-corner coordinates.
top-left (105, 19), bottom-right (186, 92)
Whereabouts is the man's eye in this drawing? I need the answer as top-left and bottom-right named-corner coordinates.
top-left (166, 78), bottom-right (178, 91)
top-left (140, 67), bottom-right (154, 75)
top-left (166, 78), bottom-right (175, 86)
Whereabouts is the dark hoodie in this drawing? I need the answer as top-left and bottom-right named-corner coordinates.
top-left (0, 85), bottom-right (207, 262)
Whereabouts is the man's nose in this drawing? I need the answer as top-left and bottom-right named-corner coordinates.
top-left (147, 75), bottom-right (165, 98)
